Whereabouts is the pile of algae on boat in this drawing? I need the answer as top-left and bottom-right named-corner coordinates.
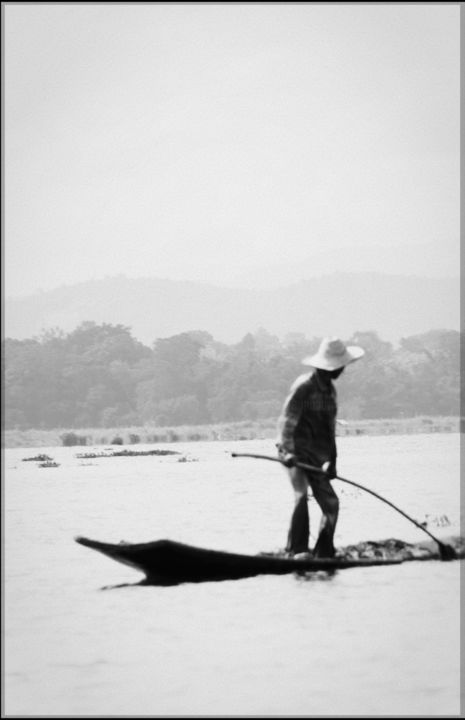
top-left (336, 535), bottom-right (464, 561)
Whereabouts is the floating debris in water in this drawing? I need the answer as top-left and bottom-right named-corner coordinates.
top-left (38, 461), bottom-right (60, 468)
top-left (75, 448), bottom-right (180, 459)
top-left (22, 454), bottom-right (53, 462)
top-left (422, 514), bottom-right (451, 528)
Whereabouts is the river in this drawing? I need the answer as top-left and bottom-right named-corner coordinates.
top-left (4, 433), bottom-right (462, 715)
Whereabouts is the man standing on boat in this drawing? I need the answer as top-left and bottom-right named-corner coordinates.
top-left (277, 337), bottom-right (364, 558)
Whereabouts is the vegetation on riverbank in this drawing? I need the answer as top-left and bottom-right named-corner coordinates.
top-left (3, 323), bottom-right (460, 432)
top-left (3, 415), bottom-right (460, 449)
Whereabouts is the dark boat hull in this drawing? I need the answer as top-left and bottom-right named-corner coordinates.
top-left (75, 536), bottom-right (408, 585)
top-left (75, 534), bottom-right (463, 586)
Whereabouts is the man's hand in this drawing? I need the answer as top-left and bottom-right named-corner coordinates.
top-left (281, 453), bottom-right (296, 468)
top-left (321, 461), bottom-right (337, 479)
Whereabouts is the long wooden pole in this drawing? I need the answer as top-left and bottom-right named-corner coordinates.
top-left (231, 452), bottom-right (456, 560)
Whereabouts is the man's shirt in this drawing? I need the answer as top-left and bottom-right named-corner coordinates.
top-left (277, 370), bottom-right (337, 467)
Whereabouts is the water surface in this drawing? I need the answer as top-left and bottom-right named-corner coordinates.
top-left (4, 434), bottom-right (462, 715)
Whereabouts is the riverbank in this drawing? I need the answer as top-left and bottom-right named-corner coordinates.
top-left (2, 415), bottom-right (461, 449)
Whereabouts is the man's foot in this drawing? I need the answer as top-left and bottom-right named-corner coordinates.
top-left (292, 551), bottom-right (313, 561)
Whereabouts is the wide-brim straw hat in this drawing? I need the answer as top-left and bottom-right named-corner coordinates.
top-left (302, 337), bottom-right (365, 371)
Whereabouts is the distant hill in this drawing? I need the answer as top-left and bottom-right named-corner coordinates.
top-left (4, 273), bottom-right (460, 344)
top-left (220, 242), bottom-right (460, 289)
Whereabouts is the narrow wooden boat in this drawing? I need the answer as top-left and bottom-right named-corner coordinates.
top-left (74, 536), bottom-right (401, 585)
top-left (75, 534), bottom-right (463, 586)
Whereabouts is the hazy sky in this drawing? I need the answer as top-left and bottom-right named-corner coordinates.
top-left (4, 3), bottom-right (459, 296)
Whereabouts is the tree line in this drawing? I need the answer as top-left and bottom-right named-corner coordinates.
top-left (3, 322), bottom-right (460, 430)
